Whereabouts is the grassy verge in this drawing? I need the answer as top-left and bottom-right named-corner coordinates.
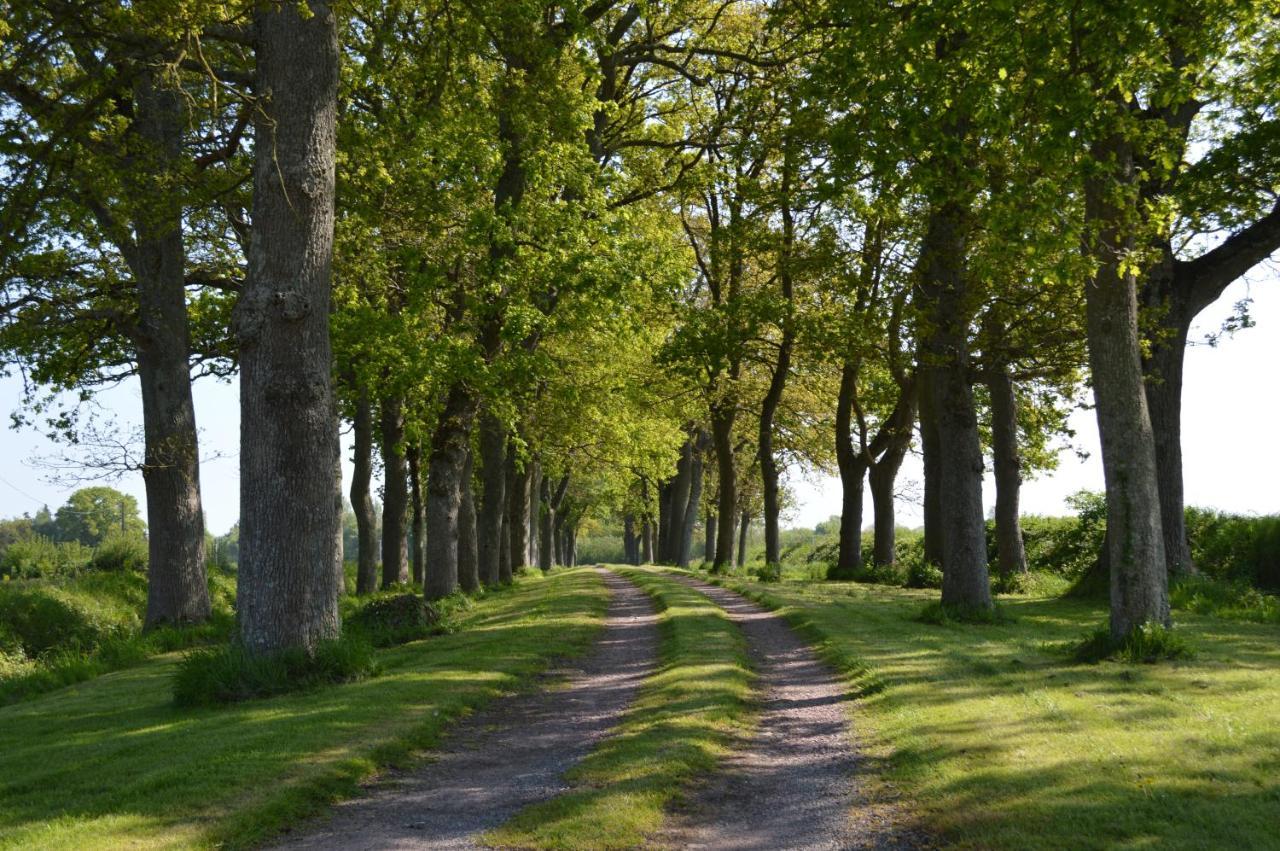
top-left (0, 568), bottom-right (608, 851)
top-left (484, 565), bottom-right (755, 850)
top-left (709, 573), bottom-right (1280, 850)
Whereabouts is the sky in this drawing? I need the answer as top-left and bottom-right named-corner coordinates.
top-left (1, 274), bottom-right (1277, 537)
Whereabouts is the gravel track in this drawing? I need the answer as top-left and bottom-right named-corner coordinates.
top-left (267, 568), bottom-right (659, 850)
top-left (656, 573), bottom-right (920, 851)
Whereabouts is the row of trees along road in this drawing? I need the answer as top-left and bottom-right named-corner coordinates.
top-left (2, 0), bottom-right (1278, 654)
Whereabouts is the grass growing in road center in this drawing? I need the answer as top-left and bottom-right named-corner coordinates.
top-left (0, 569), bottom-right (608, 851)
top-left (714, 574), bottom-right (1280, 851)
top-left (485, 565), bottom-right (755, 850)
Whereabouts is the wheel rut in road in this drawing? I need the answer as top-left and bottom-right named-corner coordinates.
top-left (267, 567), bottom-right (659, 850)
top-left (659, 572), bottom-right (920, 851)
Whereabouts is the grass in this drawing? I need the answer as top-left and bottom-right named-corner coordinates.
top-left (0, 568), bottom-right (608, 850)
top-left (710, 574), bottom-right (1280, 851)
top-left (484, 565), bottom-right (755, 850)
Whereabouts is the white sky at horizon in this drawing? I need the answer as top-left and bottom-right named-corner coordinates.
top-left (0, 275), bottom-right (1276, 537)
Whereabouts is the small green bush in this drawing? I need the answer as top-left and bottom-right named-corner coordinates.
top-left (91, 533), bottom-right (148, 572)
top-left (344, 593), bottom-right (441, 646)
top-left (1073, 621), bottom-right (1193, 664)
top-left (752, 562), bottom-right (782, 583)
top-left (173, 635), bottom-right (379, 707)
top-left (0, 535), bottom-right (93, 579)
top-left (904, 556), bottom-right (943, 589)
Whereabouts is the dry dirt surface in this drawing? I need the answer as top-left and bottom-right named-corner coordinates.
top-left (266, 568), bottom-right (659, 850)
top-left (656, 573), bottom-right (922, 851)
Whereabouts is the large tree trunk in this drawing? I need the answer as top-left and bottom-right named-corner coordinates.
top-left (988, 367), bottom-right (1027, 577)
top-left (1142, 261), bottom-right (1197, 576)
top-left (736, 510), bottom-right (749, 569)
top-left (527, 461), bottom-right (541, 566)
top-left (458, 449), bottom-right (480, 593)
top-left (657, 478), bottom-right (674, 563)
top-left (710, 402), bottom-right (737, 572)
top-left (424, 385), bottom-right (474, 600)
top-left (833, 361), bottom-right (867, 578)
top-left (499, 509), bottom-right (512, 584)
top-left (704, 512), bottom-right (716, 564)
top-left (678, 433), bottom-right (706, 567)
top-left (666, 438), bottom-right (694, 563)
top-left (350, 388), bottom-right (379, 595)
top-left (868, 448), bottom-right (903, 567)
top-left (477, 413), bottom-right (506, 586)
top-left (131, 76), bottom-right (210, 628)
top-left (538, 475), bottom-right (553, 571)
top-left (506, 450), bottom-right (531, 573)
top-left (642, 518), bottom-right (654, 563)
top-left (408, 440), bottom-right (426, 586)
top-left (1084, 136), bottom-right (1170, 641)
top-left (918, 371), bottom-right (945, 566)
top-left (624, 514), bottom-right (637, 565)
top-left (917, 199), bottom-right (992, 611)
top-left (380, 396), bottom-right (409, 587)
top-left (236, 0), bottom-right (342, 656)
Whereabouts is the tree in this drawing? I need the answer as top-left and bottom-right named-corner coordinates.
top-left (235, 0), bottom-right (343, 656)
top-left (54, 486), bottom-right (145, 546)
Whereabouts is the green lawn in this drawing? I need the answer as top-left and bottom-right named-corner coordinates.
top-left (486, 565), bottom-right (755, 849)
top-left (714, 574), bottom-right (1280, 851)
top-left (0, 568), bottom-right (608, 850)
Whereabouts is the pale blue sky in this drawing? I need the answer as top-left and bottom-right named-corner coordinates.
top-left (1, 275), bottom-right (1275, 536)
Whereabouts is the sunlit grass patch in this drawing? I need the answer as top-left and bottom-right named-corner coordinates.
top-left (719, 576), bottom-right (1280, 850)
top-left (0, 569), bottom-right (608, 850)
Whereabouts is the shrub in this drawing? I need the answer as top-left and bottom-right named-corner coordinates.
top-left (752, 562), bottom-right (782, 583)
top-left (345, 593), bottom-right (441, 646)
top-left (1073, 621), bottom-right (1193, 664)
top-left (91, 533), bottom-right (148, 572)
top-left (0, 535), bottom-right (93, 579)
top-left (173, 635), bottom-right (379, 707)
top-left (904, 556), bottom-right (943, 589)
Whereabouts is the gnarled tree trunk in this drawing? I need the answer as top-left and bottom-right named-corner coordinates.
top-left (988, 367), bottom-right (1027, 577)
top-left (131, 76), bottom-right (210, 628)
top-left (1084, 135), bottom-right (1169, 640)
top-left (236, 0), bottom-right (342, 656)
top-left (424, 385), bottom-right (474, 600)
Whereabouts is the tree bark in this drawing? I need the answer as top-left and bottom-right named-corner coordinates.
top-left (131, 76), bottom-right (210, 628)
top-left (408, 440), bottom-right (426, 586)
top-left (236, 0), bottom-right (342, 656)
top-left (538, 475), bottom-right (553, 571)
top-left (666, 438), bottom-right (694, 563)
top-left (623, 514), bottom-right (637, 565)
top-left (424, 385), bottom-right (474, 600)
top-left (527, 461), bottom-right (542, 566)
top-left (679, 432), bottom-right (706, 567)
top-left (868, 379), bottom-right (916, 568)
top-left (917, 198), bottom-right (992, 611)
top-left (506, 449), bottom-right (531, 573)
top-left (833, 361), bottom-right (867, 578)
top-left (736, 510), bottom-right (749, 569)
top-left (710, 401), bottom-right (737, 572)
top-left (657, 478), bottom-right (674, 563)
top-left (499, 508), bottom-right (512, 584)
top-left (988, 367), bottom-right (1027, 577)
top-left (1084, 135), bottom-right (1170, 640)
top-left (642, 517), bottom-right (654, 563)
top-left (458, 448), bottom-right (480, 593)
top-left (350, 388), bottom-right (378, 595)
top-left (477, 413), bottom-right (506, 586)
top-left (704, 511), bottom-right (716, 564)
top-left (380, 396), bottom-right (409, 588)
top-left (918, 371), bottom-right (945, 566)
